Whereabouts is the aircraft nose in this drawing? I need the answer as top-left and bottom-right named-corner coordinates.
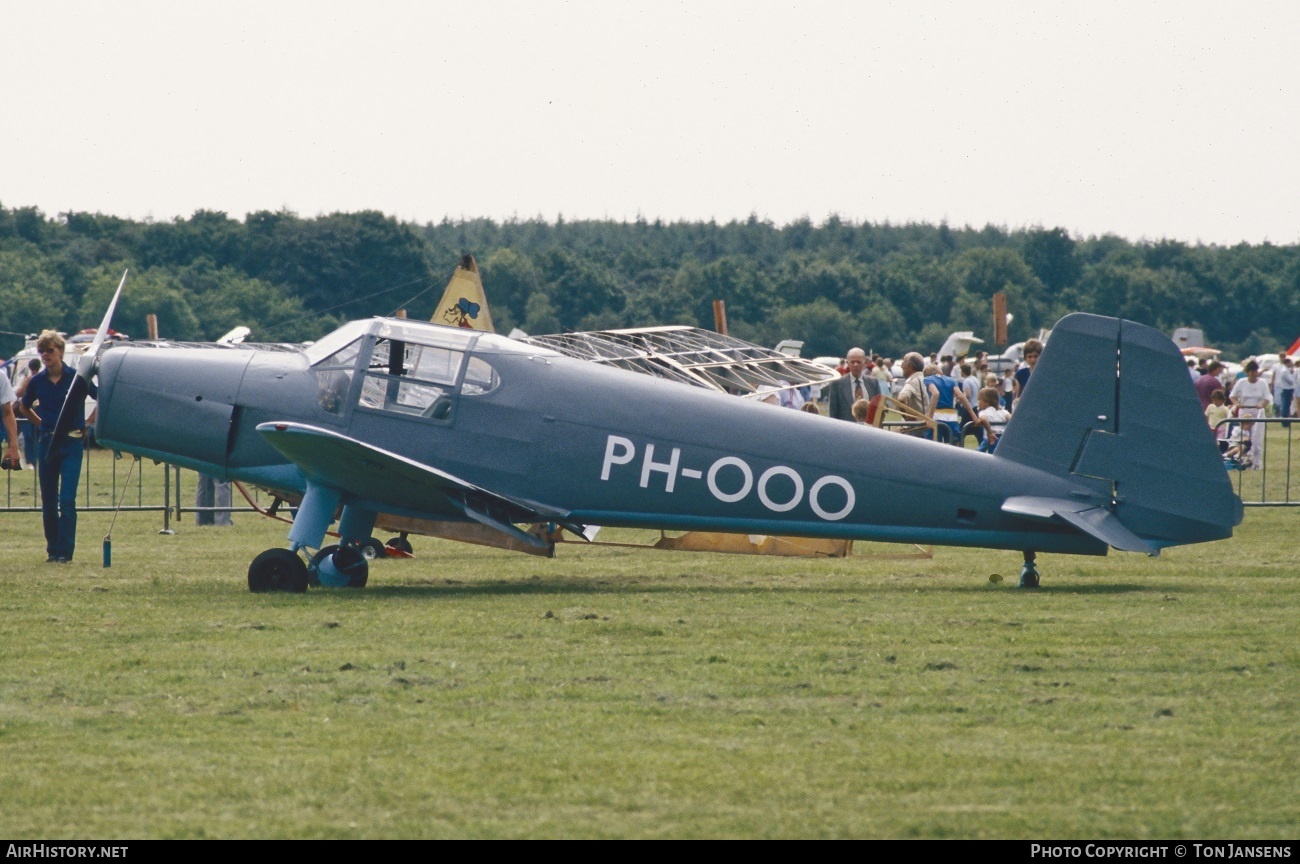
top-left (95, 347), bottom-right (253, 473)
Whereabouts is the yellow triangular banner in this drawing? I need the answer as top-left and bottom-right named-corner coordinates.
top-left (433, 255), bottom-right (495, 332)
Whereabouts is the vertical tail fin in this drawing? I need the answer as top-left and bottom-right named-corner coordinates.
top-left (996, 313), bottom-right (1241, 548)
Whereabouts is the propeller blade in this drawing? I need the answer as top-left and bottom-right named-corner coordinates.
top-left (52, 269), bottom-right (128, 446)
top-left (78, 269), bottom-right (129, 379)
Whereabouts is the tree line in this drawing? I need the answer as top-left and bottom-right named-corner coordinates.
top-left (2, 203), bottom-right (1297, 362)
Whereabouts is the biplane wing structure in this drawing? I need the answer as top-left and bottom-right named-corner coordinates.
top-left (521, 326), bottom-right (839, 399)
top-left (91, 306), bottom-right (1242, 593)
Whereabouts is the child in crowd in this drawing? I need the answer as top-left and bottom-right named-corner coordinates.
top-left (972, 387), bottom-right (1011, 452)
top-left (1205, 389), bottom-right (1230, 451)
top-left (1222, 422), bottom-right (1254, 470)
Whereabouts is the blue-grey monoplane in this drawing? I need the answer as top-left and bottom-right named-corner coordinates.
top-left (62, 277), bottom-right (1242, 592)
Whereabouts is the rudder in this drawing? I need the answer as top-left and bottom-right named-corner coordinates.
top-left (996, 313), bottom-right (1241, 548)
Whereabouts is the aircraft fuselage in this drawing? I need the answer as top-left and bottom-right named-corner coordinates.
top-left (95, 319), bottom-right (1117, 555)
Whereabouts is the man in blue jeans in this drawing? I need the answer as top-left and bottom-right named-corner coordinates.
top-left (1273, 356), bottom-right (1294, 429)
top-left (19, 331), bottom-right (96, 563)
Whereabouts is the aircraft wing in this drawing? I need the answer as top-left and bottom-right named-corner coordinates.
top-left (1001, 496), bottom-right (1158, 556)
top-left (255, 421), bottom-right (584, 550)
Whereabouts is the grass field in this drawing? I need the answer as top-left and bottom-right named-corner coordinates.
top-left (0, 451), bottom-right (1296, 839)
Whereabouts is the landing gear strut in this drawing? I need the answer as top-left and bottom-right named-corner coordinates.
top-left (246, 482), bottom-right (379, 594)
top-left (1019, 550), bottom-right (1040, 589)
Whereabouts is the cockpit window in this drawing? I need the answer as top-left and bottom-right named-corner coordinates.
top-left (304, 319), bottom-right (373, 365)
top-left (359, 336), bottom-right (465, 422)
top-left (375, 320), bottom-right (477, 352)
top-left (313, 338), bottom-right (362, 416)
top-left (309, 320), bottom-right (492, 420)
top-left (316, 370), bottom-right (350, 415)
top-left (462, 357), bottom-right (499, 396)
top-left (360, 376), bottom-right (452, 419)
top-left (313, 338), bottom-right (363, 371)
top-left (369, 338), bottom-right (463, 385)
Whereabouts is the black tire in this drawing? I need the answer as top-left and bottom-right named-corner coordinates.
top-left (359, 538), bottom-right (387, 561)
top-left (335, 546), bottom-right (369, 588)
top-left (248, 548), bottom-right (308, 594)
top-left (385, 536), bottom-right (413, 555)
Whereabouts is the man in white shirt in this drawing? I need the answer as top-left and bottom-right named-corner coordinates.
top-left (0, 371), bottom-right (21, 469)
top-left (1272, 356), bottom-right (1294, 427)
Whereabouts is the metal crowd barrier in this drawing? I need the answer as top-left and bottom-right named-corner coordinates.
top-left (1212, 416), bottom-right (1297, 506)
top-left (1, 443), bottom-right (264, 529)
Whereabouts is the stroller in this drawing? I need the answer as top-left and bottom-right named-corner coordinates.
top-left (1221, 422), bottom-right (1254, 471)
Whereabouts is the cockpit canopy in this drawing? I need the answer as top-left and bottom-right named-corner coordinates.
top-left (307, 318), bottom-right (535, 421)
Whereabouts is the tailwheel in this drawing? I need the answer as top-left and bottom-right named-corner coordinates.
top-left (248, 548), bottom-right (309, 593)
top-left (311, 544), bottom-right (369, 588)
top-left (385, 535), bottom-right (413, 555)
top-left (359, 538), bottom-right (387, 561)
top-left (1019, 550), bottom-right (1040, 589)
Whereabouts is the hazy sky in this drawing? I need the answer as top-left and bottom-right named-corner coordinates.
top-left (3, 1), bottom-right (1297, 245)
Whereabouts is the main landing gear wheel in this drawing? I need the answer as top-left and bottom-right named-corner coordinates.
top-left (248, 548), bottom-right (309, 594)
top-left (359, 538), bottom-right (387, 561)
top-left (311, 544), bottom-right (369, 588)
top-left (385, 535), bottom-right (413, 555)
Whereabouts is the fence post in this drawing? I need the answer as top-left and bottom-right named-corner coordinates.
top-left (160, 462), bottom-right (174, 535)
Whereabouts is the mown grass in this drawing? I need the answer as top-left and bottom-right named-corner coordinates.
top-left (0, 451), bottom-right (1296, 838)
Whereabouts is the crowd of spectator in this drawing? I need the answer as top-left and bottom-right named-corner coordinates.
top-left (1190, 354), bottom-right (1296, 470)
top-left (763, 338), bottom-right (1298, 468)
top-left (792, 342), bottom-right (1043, 452)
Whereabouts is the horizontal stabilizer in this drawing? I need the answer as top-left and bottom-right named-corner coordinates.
top-left (996, 313), bottom-right (1240, 548)
top-left (1002, 496), bottom-right (1158, 556)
